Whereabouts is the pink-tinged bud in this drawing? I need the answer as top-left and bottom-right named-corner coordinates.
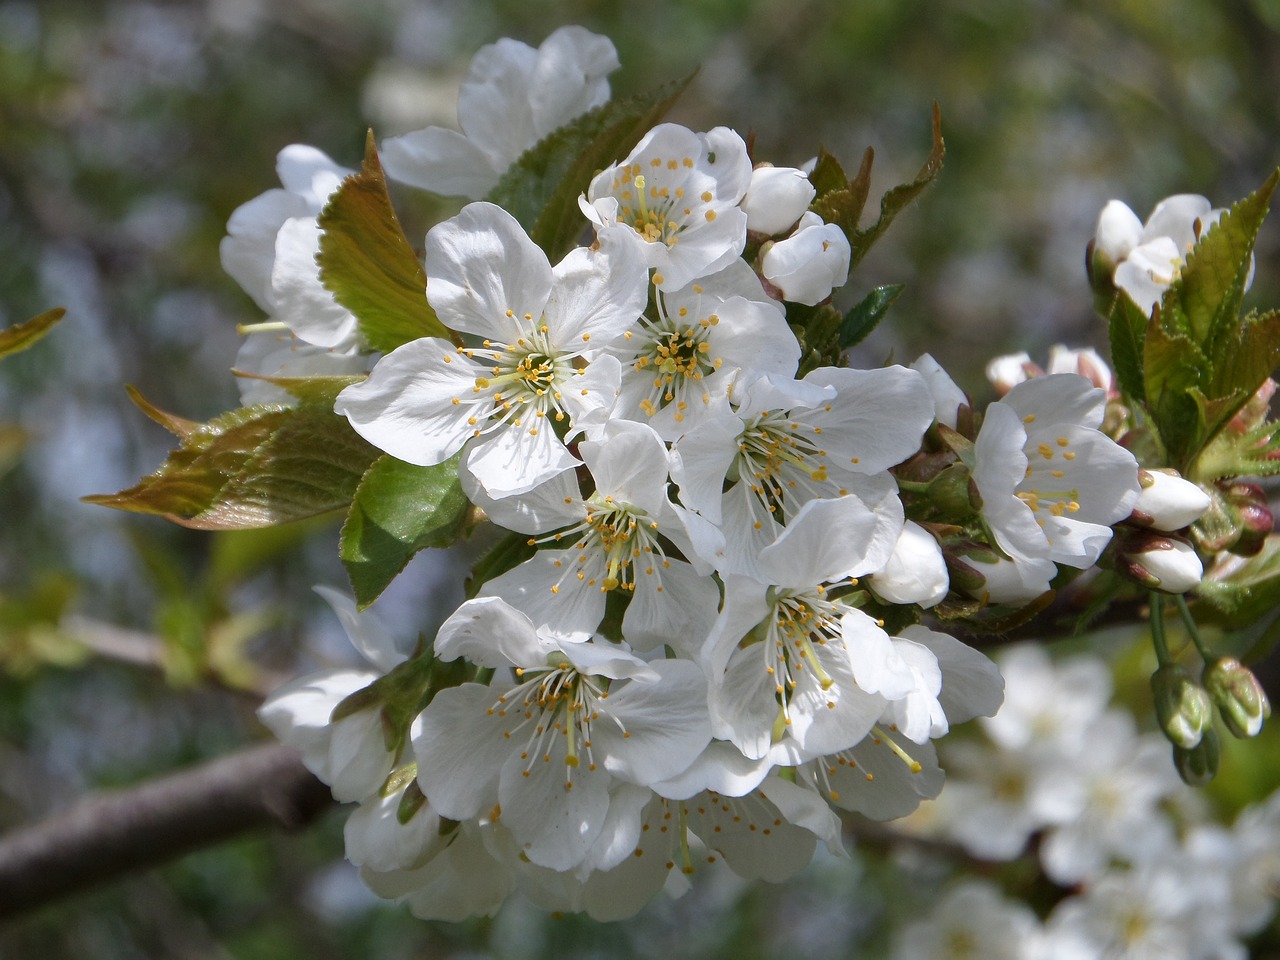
top-left (1131, 469), bottom-right (1212, 531)
top-left (741, 164), bottom-right (816, 235)
top-left (1227, 379), bottom-right (1276, 435)
top-left (1151, 663), bottom-right (1213, 749)
top-left (1203, 657), bottom-right (1271, 739)
top-left (1117, 531), bottom-right (1203, 593)
top-left (1225, 482), bottom-right (1274, 557)
top-left (984, 352), bottom-right (1040, 396)
top-left (1173, 727), bottom-right (1220, 786)
top-left (1046, 345), bottom-right (1114, 394)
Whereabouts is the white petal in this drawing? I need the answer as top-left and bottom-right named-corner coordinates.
top-left (412, 683), bottom-right (515, 820)
top-left (901, 625), bottom-right (1004, 724)
top-left (380, 127), bottom-right (500, 199)
top-left (313, 584), bottom-right (406, 674)
top-left (334, 339), bottom-right (483, 466)
top-left (425, 202), bottom-right (552, 340)
top-left (593, 659), bottom-right (713, 784)
top-left (270, 217), bottom-right (357, 348)
top-left (463, 418), bottom-right (581, 499)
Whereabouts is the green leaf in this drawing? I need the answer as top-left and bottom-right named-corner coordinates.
top-left (838, 284), bottom-right (904, 348)
top-left (1196, 535), bottom-right (1280, 626)
top-left (811, 147), bottom-right (873, 242)
top-left (1202, 309), bottom-right (1280, 439)
top-left (1106, 290), bottom-right (1151, 402)
top-left (317, 131), bottom-right (454, 352)
top-left (807, 148), bottom-right (850, 200)
top-left (340, 453), bottom-right (471, 608)
top-left (0, 307), bottom-right (64, 359)
top-left (84, 390), bottom-right (380, 529)
top-left (1143, 316), bottom-right (1209, 467)
top-left (814, 104), bottom-right (944, 274)
top-left (1163, 168), bottom-right (1279, 356)
top-left (487, 74), bottom-right (694, 263)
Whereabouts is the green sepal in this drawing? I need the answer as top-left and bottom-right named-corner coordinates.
top-left (340, 453), bottom-right (471, 609)
top-left (838, 284), bottom-right (905, 349)
top-left (0, 307), bottom-right (64, 359)
top-left (487, 74), bottom-right (694, 264)
top-left (396, 779), bottom-right (428, 825)
top-left (332, 654), bottom-right (471, 761)
top-left (84, 386), bottom-right (380, 529)
top-left (318, 131), bottom-right (455, 352)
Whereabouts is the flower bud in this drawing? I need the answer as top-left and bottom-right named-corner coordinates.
top-left (1131, 470), bottom-right (1212, 532)
top-left (868, 521), bottom-right (949, 608)
top-left (1045, 345), bottom-right (1114, 395)
top-left (1150, 663), bottom-right (1213, 749)
top-left (950, 546), bottom-right (1055, 605)
top-left (1203, 656), bottom-right (1271, 739)
top-left (1090, 200), bottom-right (1143, 279)
top-left (1227, 379), bottom-right (1277, 435)
top-left (1116, 531), bottom-right (1203, 593)
top-left (760, 212), bottom-right (850, 305)
top-left (1173, 726), bottom-right (1220, 786)
top-left (741, 164), bottom-right (815, 235)
top-left (1224, 482), bottom-right (1274, 557)
top-left (984, 352), bottom-right (1037, 396)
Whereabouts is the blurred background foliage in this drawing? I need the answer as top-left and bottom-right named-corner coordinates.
top-left (3, 0), bottom-right (1280, 955)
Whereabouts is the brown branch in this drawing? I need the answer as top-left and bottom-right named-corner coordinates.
top-left (0, 742), bottom-right (333, 921)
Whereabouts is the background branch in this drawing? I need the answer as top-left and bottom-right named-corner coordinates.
top-left (0, 742), bottom-right (333, 922)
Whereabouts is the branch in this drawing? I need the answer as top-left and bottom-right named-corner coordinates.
top-left (0, 742), bottom-right (333, 921)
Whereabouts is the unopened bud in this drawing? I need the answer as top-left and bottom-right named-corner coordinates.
top-left (985, 352), bottom-right (1039, 396)
top-left (1227, 379), bottom-right (1277, 435)
top-left (741, 164), bottom-right (816, 235)
top-left (1116, 531), bottom-right (1203, 593)
top-left (1224, 483), bottom-right (1274, 557)
top-left (1131, 470), bottom-right (1212, 532)
top-left (1150, 663), bottom-right (1213, 749)
top-left (1203, 656), bottom-right (1271, 739)
top-left (1173, 726), bottom-right (1221, 786)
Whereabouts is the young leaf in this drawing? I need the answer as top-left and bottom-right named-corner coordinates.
top-left (318, 131), bottom-right (455, 353)
top-left (1106, 289), bottom-right (1151, 402)
top-left (487, 74), bottom-right (694, 263)
top-left (807, 148), bottom-right (850, 200)
top-left (0, 308), bottom-right (64, 359)
top-left (1143, 317), bottom-right (1209, 468)
top-left (85, 391), bottom-right (380, 529)
top-left (340, 453), bottom-right (471, 608)
top-left (1163, 168), bottom-right (1279, 358)
top-left (839, 283), bottom-right (904, 348)
top-left (834, 103), bottom-right (947, 272)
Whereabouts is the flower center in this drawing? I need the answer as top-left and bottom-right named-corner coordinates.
top-left (631, 291), bottom-right (724, 422)
top-left (733, 411), bottom-right (835, 525)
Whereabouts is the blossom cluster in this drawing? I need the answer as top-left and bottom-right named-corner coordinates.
top-left (896, 646), bottom-right (1280, 960)
top-left (219, 26), bottom-right (1273, 923)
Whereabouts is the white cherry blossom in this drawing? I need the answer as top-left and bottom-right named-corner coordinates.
top-left (607, 260), bottom-right (799, 441)
top-left (581, 123), bottom-right (752, 290)
top-left (412, 597), bottom-right (712, 871)
top-left (973, 373), bottom-right (1140, 570)
top-left (470, 418), bottom-right (719, 651)
top-left (381, 27), bottom-right (619, 199)
top-left (334, 202), bottom-right (647, 498)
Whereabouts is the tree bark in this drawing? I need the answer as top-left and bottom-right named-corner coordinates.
top-left (0, 742), bottom-right (333, 921)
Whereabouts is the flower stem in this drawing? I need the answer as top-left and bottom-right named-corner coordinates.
top-left (1149, 592), bottom-right (1173, 666)
top-left (1174, 594), bottom-right (1212, 661)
